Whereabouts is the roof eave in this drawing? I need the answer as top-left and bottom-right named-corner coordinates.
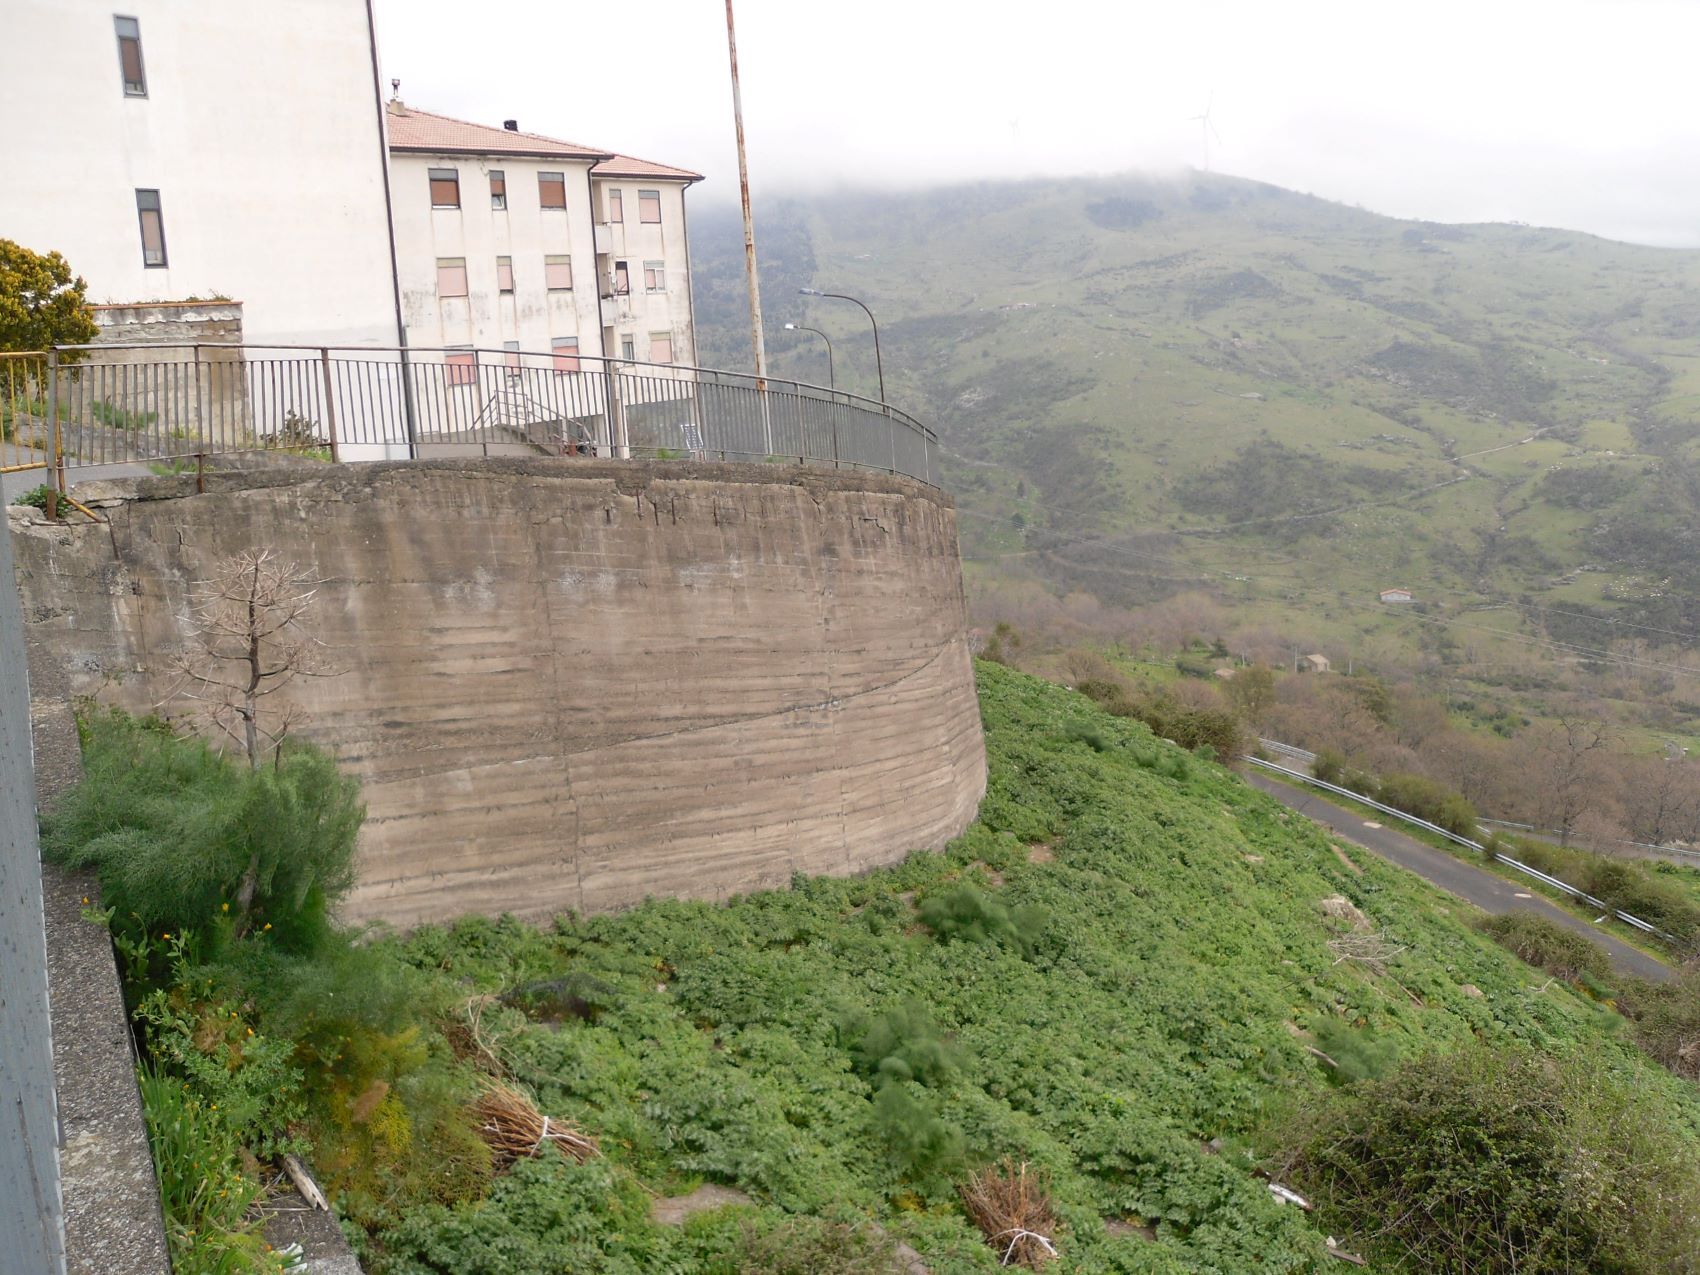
top-left (593, 169), bottom-right (705, 185)
top-left (390, 144), bottom-right (615, 163)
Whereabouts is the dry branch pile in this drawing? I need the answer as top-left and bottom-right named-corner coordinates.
top-left (959, 1159), bottom-right (1059, 1269)
top-left (470, 1081), bottom-right (598, 1170)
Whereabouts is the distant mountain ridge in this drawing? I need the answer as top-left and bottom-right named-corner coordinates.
top-left (690, 172), bottom-right (1700, 645)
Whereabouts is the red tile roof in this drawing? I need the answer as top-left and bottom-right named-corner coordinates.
top-left (385, 104), bottom-right (703, 182)
top-left (593, 153), bottom-right (704, 184)
top-left (385, 104), bottom-right (610, 161)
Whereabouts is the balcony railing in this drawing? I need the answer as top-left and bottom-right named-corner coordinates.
top-left (0, 344), bottom-right (937, 490)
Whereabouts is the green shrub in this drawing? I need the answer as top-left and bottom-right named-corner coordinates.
top-left (41, 710), bottom-right (363, 955)
top-left (138, 1069), bottom-right (285, 1275)
top-left (1621, 967), bottom-right (1700, 1081)
top-left (1578, 858), bottom-right (1700, 954)
top-left (1476, 912), bottom-right (1613, 986)
top-left (1275, 1042), bottom-right (1700, 1273)
top-left (1372, 771), bottom-right (1477, 838)
top-left (1137, 698), bottom-right (1243, 758)
top-left (1311, 748), bottom-right (1346, 784)
top-left (133, 937), bottom-right (309, 1160)
top-left (1309, 1019), bottom-right (1399, 1085)
top-left (917, 884), bottom-right (1047, 953)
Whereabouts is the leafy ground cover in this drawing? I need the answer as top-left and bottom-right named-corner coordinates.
top-left (48, 664), bottom-right (1700, 1272)
top-left (364, 663), bottom-right (1700, 1271)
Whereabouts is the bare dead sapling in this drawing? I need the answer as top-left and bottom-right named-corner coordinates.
top-left (168, 548), bottom-right (336, 921)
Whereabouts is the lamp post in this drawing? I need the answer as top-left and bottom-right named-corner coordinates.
top-left (782, 322), bottom-right (834, 388)
top-left (798, 288), bottom-right (883, 404)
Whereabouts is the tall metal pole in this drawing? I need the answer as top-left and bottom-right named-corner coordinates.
top-left (724, 0), bottom-right (768, 394)
top-left (785, 323), bottom-right (833, 388)
top-left (800, 289), bottom-right (884, 405)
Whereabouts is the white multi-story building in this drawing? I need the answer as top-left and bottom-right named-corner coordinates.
top-left (384, 101), bottom-right (702, 371)
top-left (0, 0), bottom-right (404, 349)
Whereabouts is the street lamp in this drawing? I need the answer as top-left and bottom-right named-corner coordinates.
top-left (782, 322), bottom-right (834, 389)
top-left (798, 288), bottom-right (883, 404)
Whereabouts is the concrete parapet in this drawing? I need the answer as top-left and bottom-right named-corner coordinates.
top-left (12, 458), bottom-right (987, 926)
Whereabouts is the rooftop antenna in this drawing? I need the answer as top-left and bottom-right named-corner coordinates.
top-left (1187, 92), bottom-right (1221, 171)
top-left (390, 78), bottom-right (400, 99)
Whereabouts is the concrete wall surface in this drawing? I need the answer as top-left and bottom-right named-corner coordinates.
top-left (0, 476), bottom-right (66, 1273)
top-left (11, 460), bottom-right (987, 927)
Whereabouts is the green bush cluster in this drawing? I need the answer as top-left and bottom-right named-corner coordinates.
top-left (1075, 676), bottom-right (1243, 757)
top-left (916, 884), bottom-right (1047, 954)
top-left (42, 709), bottom-right (363, 956)
top-left (1275, 1042), bottom-right (1700, 1273)
top-left (1475, 912), bottom-right (1613, 986)
top-left (1511, 837), bottom-right (1700, 955)
top-left (1310, 750), bottom-right (1478, 838)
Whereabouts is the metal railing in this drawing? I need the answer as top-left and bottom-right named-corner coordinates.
top-left (1258, 736), bottom-right (1700, 866)
top-left (1, 344), bottom-right (939, 488)
top-left (1245, 755), bottom-right (1675, 942)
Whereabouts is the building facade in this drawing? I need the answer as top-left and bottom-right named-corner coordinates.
top-left (0, 0), bottom-right (403, 349)
top-left (385, 101), bottom-right (701, 371)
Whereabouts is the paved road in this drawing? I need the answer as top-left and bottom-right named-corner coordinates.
top-left (1247, 772), bottom-right (1675, 984)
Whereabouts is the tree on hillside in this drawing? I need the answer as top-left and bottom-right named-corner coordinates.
top-left (1525, 714), bottom-right (1616, 846)
top-left (1222, 663), bottom-right (1275, 724)
top-left (0, 239), bottom-right (98, 354)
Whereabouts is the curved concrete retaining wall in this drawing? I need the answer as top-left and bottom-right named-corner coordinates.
top-left (10, 460), bottom-right (986, 927)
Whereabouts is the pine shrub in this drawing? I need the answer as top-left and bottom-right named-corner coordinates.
top-left (41, 709), bottom-right (363, 954)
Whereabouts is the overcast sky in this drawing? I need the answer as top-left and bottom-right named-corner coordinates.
top-left (372, 0), bottom-right (1700, 248)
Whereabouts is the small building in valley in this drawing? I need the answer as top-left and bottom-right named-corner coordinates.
top-left (1298, 653), bottom-right (1331, 674)
top-left (1379, 587), bottom-right (1414, 604)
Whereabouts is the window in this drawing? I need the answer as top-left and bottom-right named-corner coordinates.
top-left (544, 255), bottom-right (573, 291)
top-left (643, 261), bottom-right (665, 293)
top-left (611, 261), bottom-right (630, 296)
top-left (650, 332), bottom-right (674, 364)
top-left (496, 256), bottom-right (514, 293)
top-left (538, 172), bottom-right (567, 209)
top-left (115, 16), bottom-right (146, 96)
top-left (608, 189), bottom-right (623, 223)
top-left (620, 336), bottom-right (635, 361)
top-left (135, 189), bottom-right (167, 267)
top-left (489, 170), bottom-right (506, 210)
top-left (445, 349), bottom-right (476, 386)
top-left (503, 340), bottom-right (522, 374)
top-left (428, 167), bottom-right (460, 209)
top-left (638, 189), bottom-right (661, 224)
top-left (551, 337), bottom-right (580, 373)
top-left (435, 257), bottom-right (468, 297)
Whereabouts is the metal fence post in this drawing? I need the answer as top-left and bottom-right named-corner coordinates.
top-left (192, 344), bottom-right (204, 451)
top-left (47, 351), bottom-right (63, 499)
top-left (318, 348), bottom-right (340, 464)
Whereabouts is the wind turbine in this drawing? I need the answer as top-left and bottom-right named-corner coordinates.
top-left (1188, 93), bottom-right (1222, 172)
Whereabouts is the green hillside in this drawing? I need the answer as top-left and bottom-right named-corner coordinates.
top-left (691, 176), bottom-right (1700, 714)
top-left (292, 664), bottom-right (1700, 1271)
top-left (55, 668), bottom-right (1700, 1272)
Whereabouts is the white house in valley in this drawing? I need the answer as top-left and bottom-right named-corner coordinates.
top-left (384, 100), bottom-right (703, 372)
top-left (0, 0), bottom-right (403, 349)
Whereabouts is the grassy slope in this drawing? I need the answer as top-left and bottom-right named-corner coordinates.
top-left (369, 662), bottom-right (1700, 1274)
top-left (691, 177), bottom-right (1700, 712)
